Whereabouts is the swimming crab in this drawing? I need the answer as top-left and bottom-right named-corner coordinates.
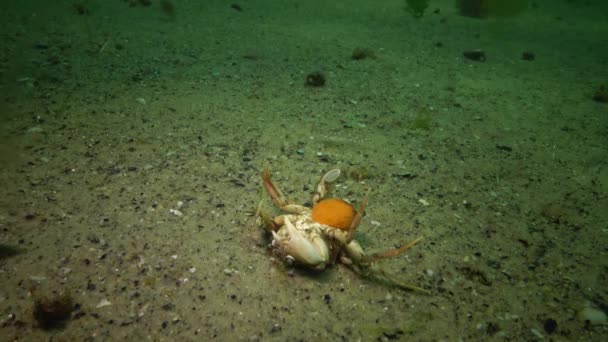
top-left (256, 165), bottom-right (426, 292)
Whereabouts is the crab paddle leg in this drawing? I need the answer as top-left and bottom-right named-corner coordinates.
top-left (311, 168), bottom-right (341, 205)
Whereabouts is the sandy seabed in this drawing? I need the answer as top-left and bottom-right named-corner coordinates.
top-left (1, 0), bottom-right (607, 340)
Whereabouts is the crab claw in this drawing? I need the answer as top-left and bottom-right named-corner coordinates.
top-left (272, 217), bottom-right (330, 270)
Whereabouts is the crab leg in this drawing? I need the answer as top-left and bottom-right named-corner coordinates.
top-left (255, 200), bottom-right (282, 232)
top-left (346, 190), bottom-right (369, 242)
top-left (368, 267), bottom-right (429, 293)
top-left (352, 236), bottom-right (428, 293)
top-left (262, 164), bottom-right (286, 207)
top-left (262, 164), bottom-right (308, 214)
top-left (367, 236), bottom-right (424, 261)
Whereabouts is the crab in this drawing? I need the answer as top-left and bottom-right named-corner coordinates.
top-left (256, 165), bottom-right (427, 292)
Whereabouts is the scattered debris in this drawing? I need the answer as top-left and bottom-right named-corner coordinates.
top-left (351, 47), bottom-right (376, 60)
top-left (305, 71), bottom-right (326, 87)
top-left (95, 299), bottom-right (112, 308)
top-left (522, 51), bottom-right (535, 61)
top-left (463, 50), bottom-right (486, 62)
top-left (169, 208), bottom-right (183, 216)
top-left (593, 83), bottom-right (608, 103)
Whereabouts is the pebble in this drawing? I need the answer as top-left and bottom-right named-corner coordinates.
top-left (543, 318), bottom-right (557, 334)
top-left (323, 294), bottom-right (331, 304)
top-left (418, 198), bottom-right (430, 206)
top-left (96, 299), bottom-right (112, 308)
top-left (169, 209), bottom-right (183, 216)
top-left (224, 268), bottom-right (239, 275)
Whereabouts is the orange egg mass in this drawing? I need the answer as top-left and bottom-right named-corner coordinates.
top-left (311, 198), bottom-right (356, 230)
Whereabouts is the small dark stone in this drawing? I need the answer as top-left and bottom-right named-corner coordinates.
top-left (522, 51), bottom-right (535, 61)
top-left (318, 154), bottom-right (332, 163)
top-left (351, 47), bottom-right (375, 60)
top-left (495, 145), bottom-right (512, 152)
top-left (486, 321), bottom-right (499, 336)
top-left (305, 71), bottom-right (326, 87)
top-left (486, 259), bottom-right (501, 269)
top-left (86, 281), bottom-right (96, 291)
top-left (392, 172), bottom-right (417, 180)
top-left (73, 312), bottom-right (86, 319)
top-left (593, 84), bottom-right (608, 103)
top-left (463, 50), bottom-right (486, 62)
top-left (87, 235), bottom-right (100, 243)
top-left (544, 318), bottom-right (557, 334)
top-left (73, 3), bottom-right (89, 15)
top-left (33, 293), bottom-right (75, 330)
top-left (230, 179), bottom-right (245, 187)
top-left (160, 0), bottom-right (175, 17)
